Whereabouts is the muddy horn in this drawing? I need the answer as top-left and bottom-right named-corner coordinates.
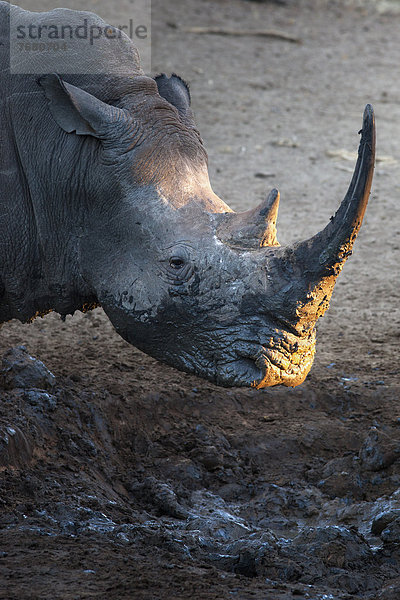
top-left (278, 104), bottom-right (376, 329)
top-left (293, 104), bottom-right (375, 280)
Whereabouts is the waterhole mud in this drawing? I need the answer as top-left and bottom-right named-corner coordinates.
top-left (1, 0), bottom-right (400, 598)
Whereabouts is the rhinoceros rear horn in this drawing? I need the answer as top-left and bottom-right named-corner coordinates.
top-left (217, 188), bottom-right (280, 248)
top-left (38, 74), bottom-right (129, 139)
top-left (293, 104), bottom-right (375, 280)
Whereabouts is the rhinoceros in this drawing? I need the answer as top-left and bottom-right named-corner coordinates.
top-left (0, 3), bottom-right (375, 388)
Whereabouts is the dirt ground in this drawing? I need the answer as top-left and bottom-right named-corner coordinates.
top-left (1, 0), bottom-right (400, 598)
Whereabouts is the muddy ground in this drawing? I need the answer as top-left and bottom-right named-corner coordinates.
top-left (1, 0), bottom-right (400, 598)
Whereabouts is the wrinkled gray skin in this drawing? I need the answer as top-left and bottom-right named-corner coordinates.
top-left (0, 3), bottom-right (375, 388)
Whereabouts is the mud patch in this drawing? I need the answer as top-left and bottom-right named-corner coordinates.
top-left (0, 340), bottom-right (400, 599)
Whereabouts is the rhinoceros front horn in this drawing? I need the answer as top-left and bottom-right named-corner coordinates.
top-left (272, 104), bottom-right (376, 330)
top-left (217, 188), bottom-right (280, 248)
top-left (293, 104), bottom-right (375, 281)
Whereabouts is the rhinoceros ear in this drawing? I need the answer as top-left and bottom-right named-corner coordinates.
top-left (154, 73), bottom-right (191, 113)
top-left (154, 73), bottom-right (200, 134)
top-left (38, 73), bottom-right (127, 138)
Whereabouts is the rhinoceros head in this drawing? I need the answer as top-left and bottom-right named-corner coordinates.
top-left (39, 73), bottom-right (375, 388)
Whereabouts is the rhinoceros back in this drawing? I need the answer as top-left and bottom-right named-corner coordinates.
top-left (5, 2), bottom-right (142, 77)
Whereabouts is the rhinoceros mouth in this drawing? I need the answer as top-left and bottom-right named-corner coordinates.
top-left (213, 343), bottom-right (314, 389)
top-left (251, 343), bottom-right (316, 388)
top-left (229, 331), bottom-right (316, 389)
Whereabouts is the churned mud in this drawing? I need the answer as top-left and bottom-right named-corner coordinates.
top-left (1, 0), bottom-right (400, 598)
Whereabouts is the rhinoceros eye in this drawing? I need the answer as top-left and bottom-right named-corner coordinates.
top-left (169, 256), bottom-right (185, 270)
top-left (162, 244), bottom-right (194, 286)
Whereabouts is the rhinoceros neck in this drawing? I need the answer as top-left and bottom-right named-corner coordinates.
top-left (0, 103), bottom-right (97, 323)
top-left (0, 210), bottom-right (96, 324)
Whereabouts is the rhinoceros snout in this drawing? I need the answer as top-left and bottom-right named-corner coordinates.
top-left (226, 327), bottom-right (316, 389)
top-left (251, 341), bottom-right (316, 388)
